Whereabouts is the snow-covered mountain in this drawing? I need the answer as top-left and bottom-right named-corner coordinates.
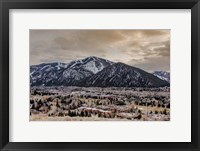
top-left (30, 56), bottom-right (169, 87)
top-left (85, 62), bottom-right (169, 87)
top-left (65, 56), bottom-right (113, 74)
top-left (30, 62), bottom-right (67, 86)
top-left (30, 56), bottom-right (113, 86)
top-left (152, 71), bottom-right (170, 83)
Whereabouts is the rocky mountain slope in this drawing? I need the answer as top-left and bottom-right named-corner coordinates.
top-left (30, 56), bottom-right (169, 87)
top-left (85, 62), bottom-right (169, 87)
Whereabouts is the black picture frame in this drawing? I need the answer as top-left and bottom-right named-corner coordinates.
top-left (0, 0), bottom-right (200, 151)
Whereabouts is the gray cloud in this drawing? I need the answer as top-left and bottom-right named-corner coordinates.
top-left (30, 29), bottom-right (170, 71)
top-left (128, 56), bottom-right (170, 72)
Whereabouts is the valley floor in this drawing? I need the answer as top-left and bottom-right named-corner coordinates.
top-left (30, 86), bottom-right (170, 121)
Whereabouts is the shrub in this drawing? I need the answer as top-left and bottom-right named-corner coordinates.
top-left (68, 110), bottom-right (77, 117)
top-left (167, 103), bottom-right (170, 108)
top-left (31, 104), bottom-right (35, 109)
top-left (98, 113), bottom-right (101, 118)
top-left (117, 100), bottom-right (126, 105)
top-left (58, 112), bottom-right (64, 117)
top-left (56, 100), bottom-right (60, 108)
top-left (137, 114), bottom-right (142, 120)
top-left (85, 111), bottom-right (88, 117)
top-left (81, 111), bottom-right (84, 117)
top-left (88, 113), bottom-right (92, 117)
top-left (61, 100), bottom-right (66, 104)
top-left (30, 100), bottom-right (34, 104)
top-left (163, 109), bottom-right (167, 115)
top-left (48, 105), bottom-right (51, 110)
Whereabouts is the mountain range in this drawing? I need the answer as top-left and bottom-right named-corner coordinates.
top-left (30, 56), bottom-right (170, 87)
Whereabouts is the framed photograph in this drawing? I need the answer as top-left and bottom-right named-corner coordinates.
top-left (0, 0), bottom-right (199, 151)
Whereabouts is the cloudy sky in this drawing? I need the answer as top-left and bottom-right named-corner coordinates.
top-left (30, 29), bottom-right (170, 72)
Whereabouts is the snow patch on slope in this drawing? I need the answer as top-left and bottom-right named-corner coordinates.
top-left (83, 61), bottom-right (104, 74)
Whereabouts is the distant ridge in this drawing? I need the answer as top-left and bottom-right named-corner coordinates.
top-left (152, 71), bottom-right (170, 83)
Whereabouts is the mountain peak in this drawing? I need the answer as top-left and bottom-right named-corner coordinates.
top-left (30, 57), bottom-right (169, 87)
top-left (88, 56), bottom-right (97, 59)
top-left (78, 56), bottom-right (113, 74)
top-left (82, 56), bottom-right (107, 62)
top-left (82, 56), bottom-right (98, 62)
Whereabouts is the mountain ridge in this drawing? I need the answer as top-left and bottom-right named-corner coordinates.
top-left (30, 56), bottom-right (169, 87)
top-left (84, 62), bottom-right (169, 87)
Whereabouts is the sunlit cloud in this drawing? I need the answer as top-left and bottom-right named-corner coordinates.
top-left (30, 29), bottom-right (170, 71)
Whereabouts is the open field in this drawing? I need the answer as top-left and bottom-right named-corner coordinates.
top-left (30, 86), bottom-right (170, 121)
